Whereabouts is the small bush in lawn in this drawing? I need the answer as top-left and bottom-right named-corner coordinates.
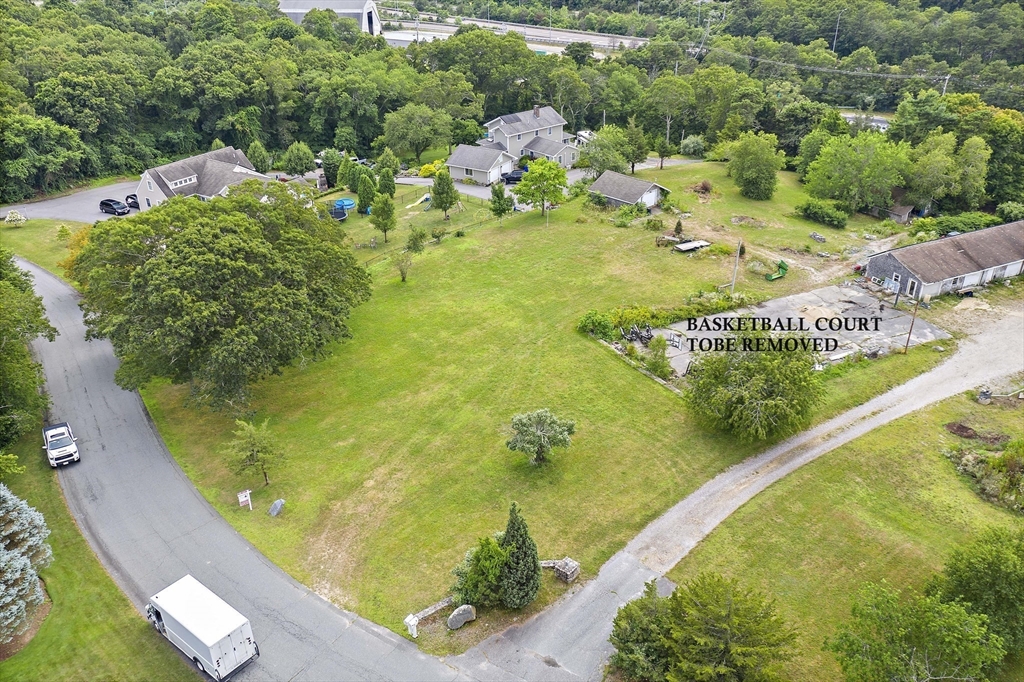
top-left (407, 227), bottom-right (427, 253)
top-left (4, 211), bottom-right (27, 227)
top-left (674, 220), bottom-right (683, 236)
top-left (577, 310), bottom-right (615, 340)
top-left (55, 224), bottom-right (72, 242)
top-left (454, 229), bottom-right (465, 237)
top-left (797, 198), bottom-right (848, 228)
top-left (705, 242), bottom-right (734, 257)
top-left (644, 218), bottom-right (665, 232)
top-left (746, 259), bottom-right (770, 274)
top-left (680, 134), bottom-right (706, 157)
top-left (431, 226), bottom-right (448, 244)
top-left (644, 336), bottom-right (672, 380)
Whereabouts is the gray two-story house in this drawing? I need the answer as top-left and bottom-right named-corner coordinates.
top-left (479, 106), bottom-right (578, 168)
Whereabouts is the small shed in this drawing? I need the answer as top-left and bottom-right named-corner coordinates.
top-left (445, 145), bottom-right (516, 186)
top-left (864, 220), bottom-right (1024, 299)
top-left (589, 170), bottom-right (668, 209)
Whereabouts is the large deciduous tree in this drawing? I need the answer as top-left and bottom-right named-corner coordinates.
top-left (805, 132), bottom-right (911, 210)
top-left (622, 117), bottom-right (650, 174)
top-left (0, 483), bottom-right (52, 644)
top-left (68, 181), bottom-right (371, 407)
top-left (684, 326), bottom-right (824, 442)
top-left (0, 249), bottom-right (57, 450)
top-left (724, 132), bottom-right (786, 200)
top-left (644, 75), bottom-right (693, 144)
top-left (827, 582), bottom-right (1005, 681)
top-left (512, 159), bottom-right (568, 217)
top-left (381, 104), bottom-right (452, 164)
top-left (498, 502), bottom-right (541, 610)
top-left (0, 113), bottom-right (87, 203)
top-left (506, 408), bottom-right (575, 465)
top-left (580, 125), bottom-right (628, 178)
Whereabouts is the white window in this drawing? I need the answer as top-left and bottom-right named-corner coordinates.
top-left (464, 168), bottom-right (473, 177)
top-left (535, 130), bottom-right (539, 137)
top-left (892, 273), bottom-right (901, 283)
top-left (517, 133), bottom-right (522, 140)
top-left (571, 152), bottom-right (576, 160)
top-left (147, 179), bottom-right (153, 191)
top-left (907, 279), bottom-right (918, 297)
top-left (548, 127), bottom-right (552, 135)
top-left (558, 155), bottom-right (563, 164)
top-left (145, 198), bottom-right (151, 207)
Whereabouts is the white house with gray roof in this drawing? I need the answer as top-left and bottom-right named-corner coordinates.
top-left (278, 0), bottom-right (381, 34)
top-left (445, 145), bottom-right (516, 185)
top-left (588, 170), bottom-right (668, 208)
top-left (481, 105), bottom-right (578, 168)
top-left (134, 147), bottom-right (270, 211)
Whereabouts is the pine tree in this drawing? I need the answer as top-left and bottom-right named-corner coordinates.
top-left (0, 483), bottom-right (52, 644)
top-left (357, 174), bottom-right (376, 214)
top-left (432, 170), bottom-right (458, 219)
top-left (347, 164), bottom-right (365, 193)
top-left (377, 169), bottom-right (396, 198)
top-left (376, 147), bottom-right (401, 176)
top-left (247, 140), bottom-right (270, 174)
top-left (321, 148), bottom-right (342, 188)
top-left (499, 502), bottom-right (540, 609)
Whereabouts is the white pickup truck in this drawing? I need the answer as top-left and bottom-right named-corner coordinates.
top-left (42, 422), bottom-right (80, 468)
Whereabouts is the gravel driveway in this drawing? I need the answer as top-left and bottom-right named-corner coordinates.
top-left (2, 180), bottom-right (140, 223)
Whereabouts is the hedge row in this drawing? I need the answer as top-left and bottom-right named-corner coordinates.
top-left (577, 292), bottom-right (762, 341)
top-left (796, 198), bottom-right (848, 229)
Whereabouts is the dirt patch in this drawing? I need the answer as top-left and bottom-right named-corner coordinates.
top-left (944, 422), bottom-right (1010, 445)
top-left (0, 582), bottom-right (51, 662)
top-left (730, 216), bottom-right (766, 227)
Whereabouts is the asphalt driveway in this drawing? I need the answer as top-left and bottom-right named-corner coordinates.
top-left (3, 180), bottom-right (140, 223)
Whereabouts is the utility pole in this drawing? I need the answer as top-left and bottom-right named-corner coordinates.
top-left (903, 300), bottom-right (919, 354)
top-left (832, 8), bottom-right (846, 58)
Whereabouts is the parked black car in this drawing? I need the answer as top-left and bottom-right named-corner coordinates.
top-left (502, 170), bottom-right (525, 184)
top-left (99, 199), bottom-right (130, 216)
top-left (125, 194), bottom-right (140, 209)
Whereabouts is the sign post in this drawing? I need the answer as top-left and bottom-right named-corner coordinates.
top-left (237, 489), bottom-right (252, 511)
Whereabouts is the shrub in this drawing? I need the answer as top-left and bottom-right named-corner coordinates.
top-left (643, 218), bottom-right (665, 232)
top-left (394, 253), bottom-right (412, 282)
top-left (499, 502), bottom-right (541, 609)
top-left (679, 134), bottom-right (706, 157)
top-left (797, 198), bottom-right (848, 228)
top-left (585, 191), bottom-right (608, 209)
top-left (705, 242), bottom-right (734, 257)
top-left (4, 211), bottom-right (26, 227)
top-left (431, 226), bottom-right (447, 244)
top-left (674, 220), bottom-right (683, 236)
top-left (568, 178), bottom-right (592, 200)
top-left (996, 201), bottom-right (1024, 222)
top-left (55, 224), bottom-right (71, 242)
top-left (454, 229), bottom-right (465, 237)
top-left (609, 581), bottom-right (672, 682)
top-left (417, 160), bottom-right (444, 177)
top-left (644, 335), bottom-right (672, 380)
top-left (577, 310), bottom-right (615, 340)
top-left (451, 535), bottom-right (510, 608)
top-left (929, 211), bottom-right (1001, 236)
top-left (406, 227), bottom-right (427, 253)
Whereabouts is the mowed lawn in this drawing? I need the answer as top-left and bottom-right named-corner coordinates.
top-left (1, 219), bottom-right (91, 279)
top-left (668, 394), bottom-right (1024, 681)
top-left (0, 426), bottom-right (194, 681)
top-left (138, 164), bottom-right (948, 642)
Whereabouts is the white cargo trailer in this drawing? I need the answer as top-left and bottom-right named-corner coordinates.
top-left (146, 575), bottom-right (259, 680)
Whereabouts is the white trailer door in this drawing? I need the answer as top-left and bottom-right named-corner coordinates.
top-left (218, 635), bottom-right (240, 675)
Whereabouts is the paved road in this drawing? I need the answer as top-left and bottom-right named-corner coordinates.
top-left (382, 17), bottom-right (648, 52)
top-left (450, 308), bottom-right (1024, 681)
top-left (23, 259), bottom-right (465, 682)
top-left (3, 181), bottom-right (139, 223)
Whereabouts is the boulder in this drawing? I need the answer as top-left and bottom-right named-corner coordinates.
top-left (447, 604), bottom-right (477, 630)
top-left (269, 499), bottom-right (285, 516)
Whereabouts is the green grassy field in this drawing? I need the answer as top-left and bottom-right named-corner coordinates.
top-left (0, 427), bottom-right (194, 681)
top-left (668, 394), bottom-right (1024, 681)
top-left (135, 165), bottom-right (950, 646)
top-left (0, 219), bottom-right (91, 280)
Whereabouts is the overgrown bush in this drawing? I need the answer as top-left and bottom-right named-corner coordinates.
top-left (704, 242), bottom-right (734, 257)
top-left (643, 218), bottom-right (665, 232)
top-left (679, 134), bottom-right (706, 157)
top-left (913, 212), bottom-right (1002, 236)
top-left (996, 201), bottom-right (1024, 222)
top-left (945, 438), bottom-right (1023, 513)
top-left (451, 535), bottom-right (509, 608)
top-left (613, 203), bottom-right (647, 227)
top-left (568, 177), bottom-right (593, 200)
top-left (797, 198), bottom-right (848, 228)
top-left (644, 336), bottom-right (672, 380)
top-left (585, 191), bottom-right (608, 209)
top-left (577, 310), bottom-right (615, 339)
top-left (431, 226), bottom-right (447, 244)
top-left (407, 227), bottom-right (427, 253)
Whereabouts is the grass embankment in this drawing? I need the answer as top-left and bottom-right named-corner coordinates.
top-left (0, 219), bottom-right (90, 279)
top-left (668, 394), bottom-right (1024, 681)
top-left (0, 427), bottom-right (194, 681)
top-left (139, 164), bottom-right (947, 650)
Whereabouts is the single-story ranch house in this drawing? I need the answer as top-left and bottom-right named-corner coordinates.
top-left (588, 170), bottom-right (669, 209)
top-left (445, 145), bottom-right (516, 185)
top-left (864, 220), bottom-right (1024, 299)
top-left (134, 147), bottom-right (269, 211)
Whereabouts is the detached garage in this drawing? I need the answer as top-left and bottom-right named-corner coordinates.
top-left (445, 145), bottom-right (515, 186)
top-left (864, 220), bottom-right (1024, 299)
top-left (588, 170), bottom-right (668, 209)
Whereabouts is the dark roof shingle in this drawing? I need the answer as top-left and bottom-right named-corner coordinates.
top-left (883, 221), bottom-right (1024, 283)
top-left (446, 144), bottom-right (513, 171)
top-left (485, 106), bottom-right (567, 135)
top-left (588, 170), bottom-right (667, 205)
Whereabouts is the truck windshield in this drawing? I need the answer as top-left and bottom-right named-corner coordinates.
top-left (49, 436), bottom-right (73, 449)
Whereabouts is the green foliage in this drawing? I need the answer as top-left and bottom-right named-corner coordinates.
top-left (644, 335), bottom-right (672, 380)
top-left (996, 202), bottom-right (1024, 222)
top-left (613, 202), bottom-right (647, 227)
top-left (0, 113), bottom-right (87, 203)
top-left (347, 164), bottom-right (369, 193)
top-left (644, 74), bottom-right (694, 143)
top-left (826, 581), bottom-right (1005, 682)
top-left (581, 125), bottom-right (628, 177)
top-left (375, 147), bottom-right (401, 177)
top-left (623, 117), bottom-right (650, 173)
top-left (609, 581), bottom-right (673, 682)
top-left (0, 453), bottom-right (26, 482)
top-left (381, 103), bottom-right (452, 163)
top-left (225, 419), bottom-right (282, 486)
top-left (357, 173), bottom-right (376, 214)
top-left (912, 212), bottom-right (1002, 237)
top-left (210, 138), bottom-right (226, 151)
top-left (377, 168), bottom-right (395, 198)
top-left (724, 132), bottom-right (786, 201)
top-left (247, 140), bottom-right (270, 174)
top-left (370, 193), bottom-right (397, 243)
top-left (797, 198), bottom-right (848, 228)
top-left (643, 218), bottom-right (665, 232)
top-left (498, 502), bottom-right (540, 610)
top-left (0, 482), bottom-right (52, 644)
top-left (406, 227), bottom-right (427, 253)
top-left (431, 169), bottom-right (459, 218)
top-left (805, 132), bottom-right (911, 210)
top-left (666, 572), bottom-right (797, 682)
top-left (67, 182), bottom-right (371, 407)
top-left (506, 409), bottom-right (576, 466)
top-left (394, 252), bottom-right (412, 282)
top-left (280, 141), bottom-right (316, 176)
top-left (431, 226), bottom-right (448, 244)
top-left (451, 535), bottom-right (510, 608)
top-left (0, 248), bottom-right (56, 450)
top-left (934, 527), bottom-right (1024, 652)
top-left (679, 134), bottom-right (706, 158)
top-left (321, 148), bottom-right (342, 188)
top-left (576, 310), bottom-right (615, 340)
top-left (490, 182), bottom-right (514, 225)
top-left (684, 325), bottom-right (824, 442)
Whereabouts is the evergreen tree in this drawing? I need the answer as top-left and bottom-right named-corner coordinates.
top-left (499, 502), bottom-right (540, 610)
top-left (321, 148), bottom-right (342, 188)
top-left (490, 182), bottom-right (514, 226)
top-left (451, 535), bottom-right (510, 607)
top-left (432, 169), bottom-right (458, 219)
top-left (210, 138), bottom-right (226, 150)
top-left (0, 483), bottom-right (52, 644)
top-left (376, 147), bottom-right (401, 176)
top-left (280, 141), bottom-right (316, 176)
top-left (377, 168), bottom-right (395, 198)
top-left (370, 193), bottom-right (396, 243)
top-left (346, 163), bottom-right (365, 193)
top-left (623, 117), bottom-right (650, 173)
top-left (246, 140), bottom-right (270, 174)
top-left (357, 174), bottom-right (376, 214)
